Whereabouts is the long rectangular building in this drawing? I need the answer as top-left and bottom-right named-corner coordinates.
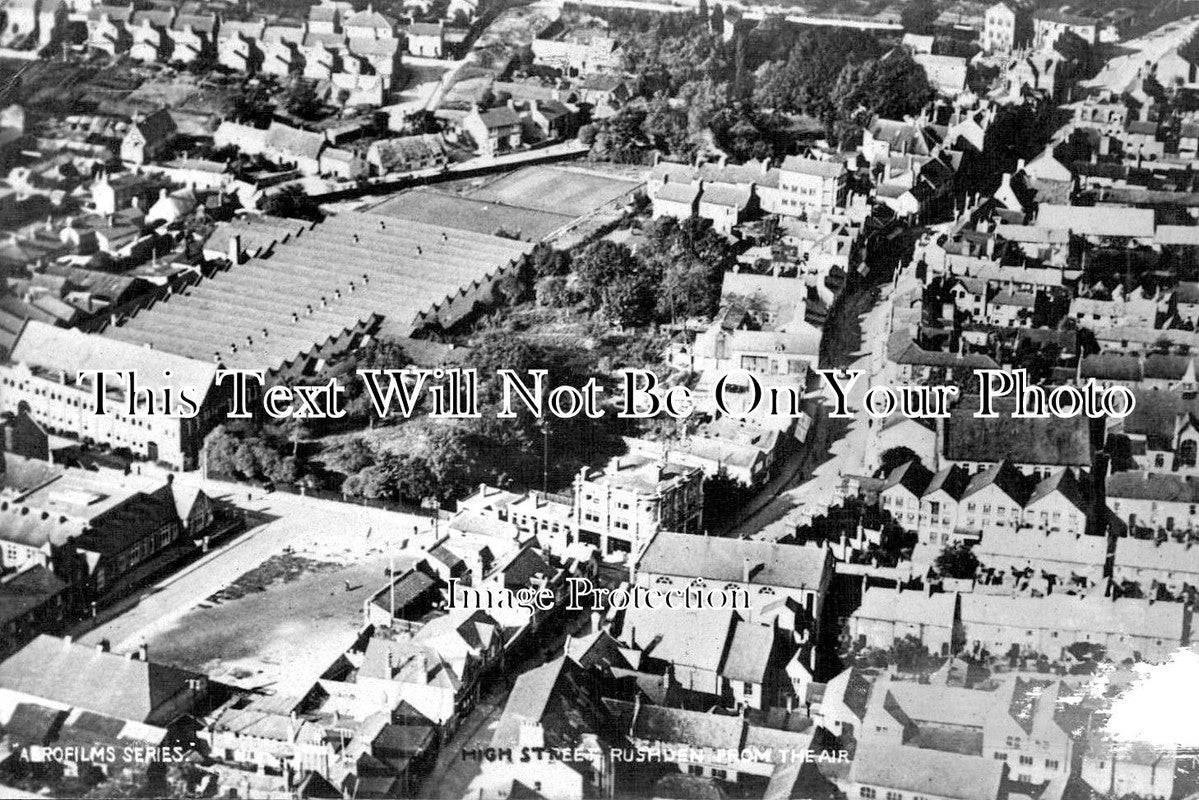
top-left (1, 322), bottom-right (225, 470)
top-left (104, 211), bottom-right (534, 378)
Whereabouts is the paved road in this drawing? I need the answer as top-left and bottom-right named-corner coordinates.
top-left (731, 284), bottom-right (893, 539)
top-left (77, 472), bottom-right (428, 652)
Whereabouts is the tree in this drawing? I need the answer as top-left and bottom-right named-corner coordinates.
top-left (643, 97), bottom-right (692, 156)
top-left (262, 185), bottom-right (322, 222)
top-left (234, 442), bottom-right (260, 479)
top-left (593, 106), bottom-right (650, 163)
top-left (878, 446), bottom-right (920, 476)
top-left (573, 240), bottom-right (657, 327)
top-left (642, 215), bottom-right (733, 322)
top-left (323, 437), bottom-right (376, 475)
top-left (935, 542), bottom-right (980, 580)
top-left (283, 79), bottom-right (322, 120)
top-left (832, 51), bottom-right (933, 128)
top-left (230, 82), bottom-right (272, 126)
top-left (204, 426), bottom-right (240, 476)
top-left (900, 0), bottom-right (938, 34)
top-left (709, 3), bottom-right (724, 35)
top-left (531, 242), bottom-right (572, 278)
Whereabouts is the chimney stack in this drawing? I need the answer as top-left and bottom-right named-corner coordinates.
top-left (228, 233), bottom-right (241, 265)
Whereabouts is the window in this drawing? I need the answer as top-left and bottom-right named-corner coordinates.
top-left (1182, 439), bottom-right (1197, 468)
top-left (711, 769), bottom-right (727, 780)
top-left (1045, 759), bottom-right (1059, 770)
top-left (1019, 755), bottom-right (1033, 765)
top-left (885, 793), bottom-right (902, 800)
top-left (860, 790), bottom-right (876, 799)
top-left (994, 752), bottom-right (1007, 761)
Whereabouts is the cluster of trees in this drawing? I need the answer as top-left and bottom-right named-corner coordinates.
top-left (934, 541), bottom-right (980, 579)
top-left (204, 426), bottom-right (300, 485)
top-left (550, 216), bottom-right (733, 327)
top-left (312, 323), bottom-right (638, 504)
top-left (588, 12), bottom-right (933, 163)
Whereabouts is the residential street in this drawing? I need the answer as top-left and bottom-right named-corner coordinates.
top-left (730, 281), bottom-right (893, 539)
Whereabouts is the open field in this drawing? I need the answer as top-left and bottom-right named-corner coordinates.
top-left (144, 548), bottom-right (391, 694)
top-left (460, 165), bottom-right (641, 217)
top-left (372, 185), bottom-right (576, 239)
top-left (371, 164), bottom-right (642, 241)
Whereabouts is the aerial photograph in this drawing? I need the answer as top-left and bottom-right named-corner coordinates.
top-left (0, 0), bottom-right (1196, 795)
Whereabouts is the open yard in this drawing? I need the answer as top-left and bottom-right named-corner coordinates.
top-left (144, 548), bottom-right (394, 694)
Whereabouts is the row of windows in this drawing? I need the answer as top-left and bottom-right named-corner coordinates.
top-left (653, 575), bottom-right (777, 593)
top-left (993, 752), bottom-right (1059, 769)
top-left (859, 788), bottom-right (927, 800)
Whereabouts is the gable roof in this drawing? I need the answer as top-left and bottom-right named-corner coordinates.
top-left (720, 619), bottom-right (776, 684)
top-left (963, 460), bottom-right (1032, 504)
top-left (1026, 468), bottom-right (1087, 510)
top-left (1036, 204), bottom-right (1154, 238)
top-left (129, 108), bottom-right (176, 145)
top-left (849, 741), bottom-right (1005, 799)
top-left (943, 399), bottom-right (1091, 468)
top-left (853, 587), bottom-right (957, 628)
top-left (781, 155), bottom-right (844, 178)
top-left (637, 531), bottom-right (829, 591)
top-left (882, 460), bottom-right (934, 496)
top-left (10, 320), bottom-right (217, 410)
top-left (0, 635), bottom-right (201, 723)
top-left (473, 105), bottom-right (521, 129)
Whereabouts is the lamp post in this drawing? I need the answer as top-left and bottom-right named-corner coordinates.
top-left (539, 420), bottom-right (550, 494)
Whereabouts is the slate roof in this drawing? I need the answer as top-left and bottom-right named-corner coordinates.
top-left (654, 181), bottom-right (701, 204)
top-left (849, 742), bottom-right (1004, 800)
top-left (943, 399), bottom-right (1091, 468)
top-left (1107, 471), bottom-right (1199, 504)
top-left (638, 531), bottom-right (829, 591)
top-left (11, 320), bottom-right (217, 409)
top-left (959, 593), bottom-right (1185, 642)
top-left (882, 460), bottom-right (934, 496)
top-left (129, 108), bottom-right (176, 145)
top-left (853, 588), bottom-right (957, 628)
top-left (721, 619), bottom-right (774, 684)
top-left (474, 106), bottom-right (521, 128)
top-left (962, 460), bottom-right (1032, 505)
top-left (0, 566), bottom-right (68, 627)
top-left (104, 211), bottom-right (532, 372)
top-left (699, 183), bottom-right (752, 210)
top-left (0, 635), bottom-right (202, 723)
top-left (781, 155), bottom-right (844, 178)
top-left (1036, 204), bottom-right (1155, 238)
top-left (607, 699), bottom-right (744, 749)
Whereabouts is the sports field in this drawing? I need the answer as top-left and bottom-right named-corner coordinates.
top-left (461, 165), bottom-right (641, 217)
top-left (372, 165), bottom-right (642, 241)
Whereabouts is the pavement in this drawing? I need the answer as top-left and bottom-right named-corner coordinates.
top-left (76, 471), bottom-right (429, 653)
top-left (730, 283), bottom-right (894, 539)
top-left (1085, 15), bottom-right (1199, 94)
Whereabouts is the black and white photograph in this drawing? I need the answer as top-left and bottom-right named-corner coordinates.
top-left (0, 0), bottom-right (1196, 796)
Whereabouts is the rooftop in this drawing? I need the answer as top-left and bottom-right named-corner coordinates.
top-left (0, 635), bottom-right (202, 723)
top-left (105, 211), bottom-right (532, 372)
top-left (637, 531), bottom-right (829, 591)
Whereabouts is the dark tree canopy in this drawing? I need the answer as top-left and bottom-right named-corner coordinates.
top-left (934, 542), bottom-right (981, 580)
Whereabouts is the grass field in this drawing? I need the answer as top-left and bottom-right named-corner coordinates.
top-left (461, 165), bottom-right (640, 218)
top-left (373, 186), bottom-right (576, 240)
